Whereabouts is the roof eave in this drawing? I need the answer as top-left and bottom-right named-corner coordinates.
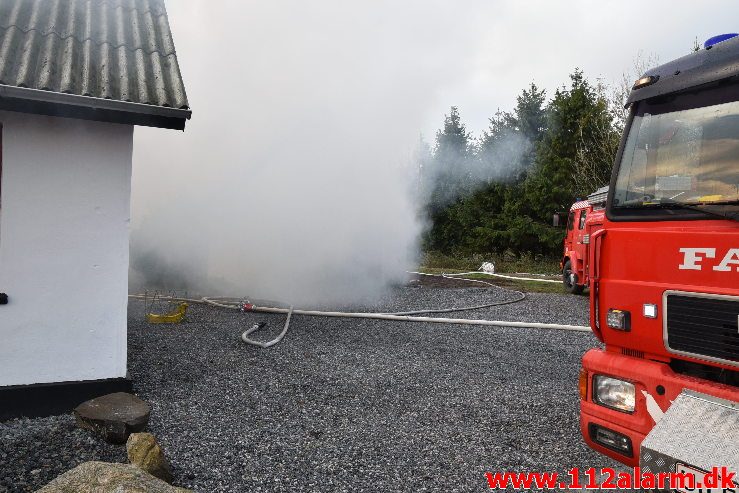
top-left (0, 85), bottom-right (191, 130)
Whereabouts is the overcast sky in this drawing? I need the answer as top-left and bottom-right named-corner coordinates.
top-left (161, 0), bottom-right (739, 138)
top-left (130, 1), bottom-right (739, 302)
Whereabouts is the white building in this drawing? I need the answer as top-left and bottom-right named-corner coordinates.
top-left (0, 0), bottom-right (190, 418)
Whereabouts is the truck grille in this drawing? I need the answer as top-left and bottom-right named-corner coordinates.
top-left (664, 292), bottom-right (739, 367)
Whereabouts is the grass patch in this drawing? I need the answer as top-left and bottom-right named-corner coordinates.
top-left (421, 251), bottom-right (560, 275)
top-left (418, 251), bottom-right (568, 294)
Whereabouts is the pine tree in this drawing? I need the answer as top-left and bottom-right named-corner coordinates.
top-left (476, 83), bottom-right (547, 183)
top-left (414, 133), bottom-right (433, 205)
top-left (513, 83), bottom-right (547, 143)
top-left (422, 72), bottom-right (619, 256)
top-left (525, 70), bottom-right (613, 221)
top-left (427, 106), bottom-right (472, 210)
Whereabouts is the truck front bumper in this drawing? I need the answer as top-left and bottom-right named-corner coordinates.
top-left (580, 348), bottom-right (739, 467)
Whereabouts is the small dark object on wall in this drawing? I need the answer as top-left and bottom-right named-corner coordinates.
top-left (0, 293), bottom-right (7, 304)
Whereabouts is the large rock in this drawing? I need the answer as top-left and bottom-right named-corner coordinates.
top-left (35, 461), bottom-right (191, 492)
top-left (74, 392), bottom-right (151, 444)
top-left (127, 433), bottom-right (173, 484)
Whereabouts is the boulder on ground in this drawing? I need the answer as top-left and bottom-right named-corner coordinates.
top-left (74, 392), bottom-right (151, 444)
top-left (127, 432), bottom-right (173, 484)
top-left (34, 461), bottom-right (190, 492)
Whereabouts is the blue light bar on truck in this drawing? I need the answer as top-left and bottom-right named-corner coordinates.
top-left (704, 33), bottom-right (738, 49)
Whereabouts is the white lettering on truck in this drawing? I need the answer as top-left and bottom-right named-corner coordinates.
top-left (713, 248), bottom-right (739, 271)
top-left (679, 248), bottom-right (739, 271)
top-left (678, 248), bottom-right (716, 270)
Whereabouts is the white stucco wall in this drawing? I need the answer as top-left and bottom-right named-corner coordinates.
top-left (0, 110), bottom-right (133, 386)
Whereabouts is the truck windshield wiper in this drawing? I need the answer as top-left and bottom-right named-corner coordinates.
top-left (644, 200), bottom-right (739, 221)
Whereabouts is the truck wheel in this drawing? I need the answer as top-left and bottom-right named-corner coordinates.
top-left (563, 260), bottom-right (584, 295)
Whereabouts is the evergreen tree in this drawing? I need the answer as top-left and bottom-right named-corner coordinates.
top-left (424, 85), bottom-right (548, 254)
top-left (513, 83), bottom-right (547, 143)
top-left (428, 106), bottom-right (472, 210)
top-left (435, 106), bottom-right (470, 159)
top-left (524, 70), bottom-right (611, 221)
top-left (422, 72), bottom-right (620, 257)
top-left (414, 133), bottom-right (433, 205)
top-left (573, 80), bottom-right (621, 196)
top-left (476, 83), bottom-right (547, 183)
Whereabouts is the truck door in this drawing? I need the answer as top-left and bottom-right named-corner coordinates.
top-left (564, 211), bottom-right (575, 253)
top-left (574, 208), bottom-right (588, 280)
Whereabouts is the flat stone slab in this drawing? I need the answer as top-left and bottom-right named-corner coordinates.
top-left (74, 392), bottom-right (151, 444)
top-left (35, 461), bottom-right (191, 492)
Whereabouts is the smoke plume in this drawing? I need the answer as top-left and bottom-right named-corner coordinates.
top-left (129, 1), bottom-right (503, 305)
top-left (129, 0), bottom-right (694, 304)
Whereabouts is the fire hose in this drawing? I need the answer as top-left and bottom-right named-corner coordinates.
top-left (240, 306), bottom-right (294, 348)
top-left (416, 270), bottom-right (562, 284)
top-left (396, 271), bottom-right (526, 315)
top-left (130, 274), bottom-right (591, 348)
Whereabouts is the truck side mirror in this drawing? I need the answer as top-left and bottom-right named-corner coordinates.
top-left (553, 213), bottom-right (561, 227)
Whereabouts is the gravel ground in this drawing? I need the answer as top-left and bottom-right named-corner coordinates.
top-left (1, 285), bottom-right (628, 492)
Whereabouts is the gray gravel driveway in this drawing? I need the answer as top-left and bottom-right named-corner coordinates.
top-left (1, 285), bottom-right (626, 492)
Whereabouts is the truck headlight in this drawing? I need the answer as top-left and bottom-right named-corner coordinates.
top-left (593, 375), bottom-right (635, 413)
top-left (606, 309), bottom-right (631, 331)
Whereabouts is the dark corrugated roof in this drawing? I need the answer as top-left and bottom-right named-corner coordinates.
top-left (0, 0), bottom-right (189, 128)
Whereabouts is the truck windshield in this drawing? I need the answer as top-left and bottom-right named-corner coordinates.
top-left (613, 89), bottom-right (739, 216)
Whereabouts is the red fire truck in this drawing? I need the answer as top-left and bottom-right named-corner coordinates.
top-left (579, 34), bottom-right (739, 471)
top-left (561, 187), bottom-right (607, 294)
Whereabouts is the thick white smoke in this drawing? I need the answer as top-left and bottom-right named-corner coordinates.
top-left (129, 0), bottom-right (716, 304)
top-left (129, 1), bottom-right (501, 305)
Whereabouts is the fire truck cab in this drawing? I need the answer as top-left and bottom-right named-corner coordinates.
top-left (579, 34), bottom-right (739, 475)
top-left (561, 187), bottom-right (607, 294)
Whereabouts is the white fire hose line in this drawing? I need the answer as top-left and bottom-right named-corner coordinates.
top-left (406, 271), bottom-right (500, 287)
top-left (235, 305), bottom-right (591, 333)
top-left (241, 306), bottom-right (294, 348)
top-left (397, 271), bottom-right (526, 315)
top-left (198, 297), bottom-right (590, 332)
top-left (130, 282), bottom-right (592, 349)
top-left (440, 271), bottom-right (562, 284)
